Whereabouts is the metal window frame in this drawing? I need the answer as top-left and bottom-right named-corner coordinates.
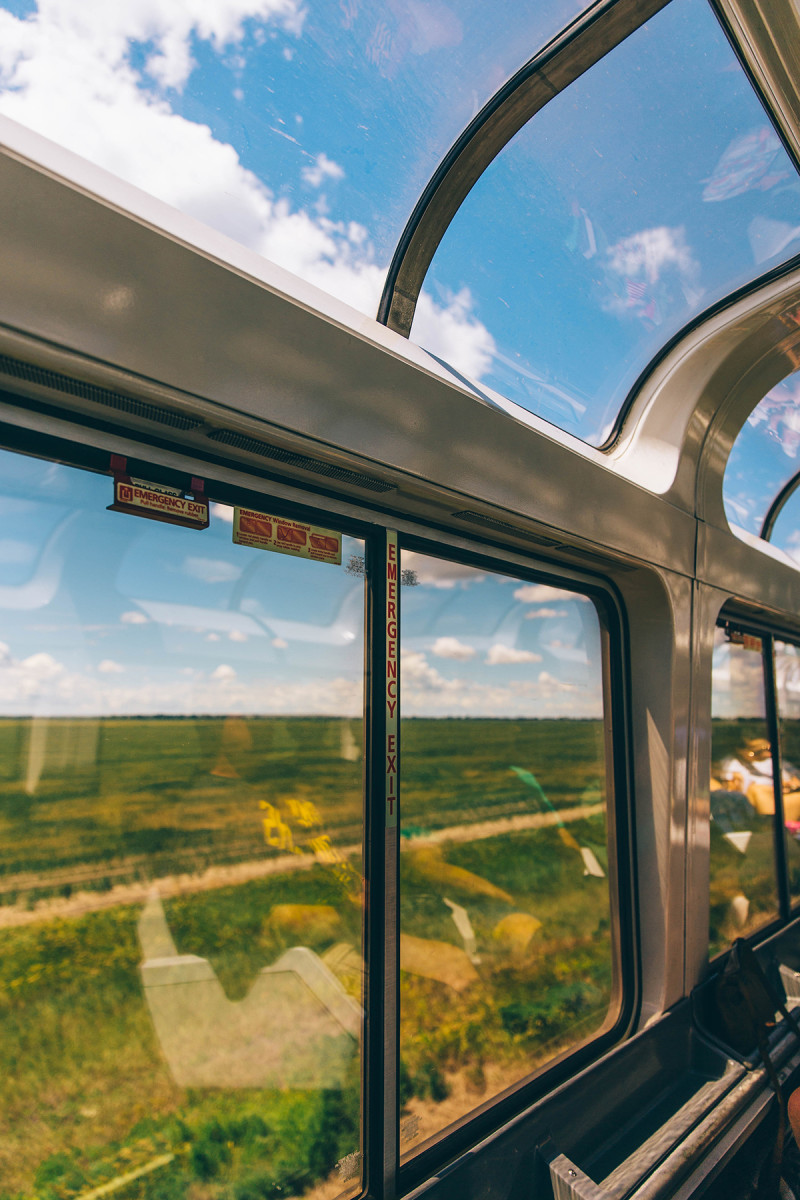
top-left (0, 417), bottom-right (640, 1200)
top-left (392, 531), bottom-right (637, 1194)
top-left (709, 617), bottom-right (797, 958)
top-left (377, 0), bottom-right (670, 339)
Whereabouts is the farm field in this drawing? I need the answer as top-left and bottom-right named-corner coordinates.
top-left (1, 716), bottom-right (612, 1199)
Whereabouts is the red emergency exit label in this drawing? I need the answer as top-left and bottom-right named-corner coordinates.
top-left (386, 530), bottom-right (398, 829)
top-left (109, 478), bottom-right (209, 529)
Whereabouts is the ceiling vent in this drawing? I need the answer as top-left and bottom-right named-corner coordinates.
top-left (207, 428), bottom-right (395, 493)
top-left (0, 353), bottom-right (203, 430)
top-left (452, 510), bottom-right (562, 547)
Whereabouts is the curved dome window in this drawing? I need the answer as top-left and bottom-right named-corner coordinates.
top-left (768, 487), bottom-right (800, 563)
top-left (410, 0), bottom-right (800, 445)
top-left (723, 372), bottom-right (800, 537)
top-left (0, 0), bottom-right (590, 331)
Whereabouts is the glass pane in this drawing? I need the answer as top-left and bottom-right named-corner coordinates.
top-left (769, 481), bottom-right (800, 563)
top-left (0, 0), bottom-right (590, 334)
top-left (774, 640), bottom-right (800, 906)
top-left (724, 371), bottom-right (800, 537)
top-left (710, 627), bottom-right (778, 956)
top-left (0, 449), bottom-right (365, 1200)
top-left (411, 0), bottom-right (800, 445)
top-left (398, 553), bottom-right (613, 1156)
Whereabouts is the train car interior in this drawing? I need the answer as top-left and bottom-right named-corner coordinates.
top-left (6, 0), bottom-right (800, 1198)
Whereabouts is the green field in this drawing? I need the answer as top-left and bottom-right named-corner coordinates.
top-left (0, 716), bottom-right (612, 1199)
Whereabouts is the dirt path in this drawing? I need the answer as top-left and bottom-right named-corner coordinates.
top-left (0, 802), bottom-right (603, 929)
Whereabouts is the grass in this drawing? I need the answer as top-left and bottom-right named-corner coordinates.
top-left (0, 715), bottom-right (612, 1197)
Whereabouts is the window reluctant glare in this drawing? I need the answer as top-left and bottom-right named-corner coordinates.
top-left (0, 449), bottom-right (366, 1198)
top-left (0, 0), bottom-right (589, 365)
top-left (724, 369), bottom-right (800, 541)
top-left (397, 552), bottom-right (615, 1157)
top-left (411, 0), bottom-right (800, 445)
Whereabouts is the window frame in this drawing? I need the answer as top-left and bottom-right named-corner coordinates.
top-left (393, 532), bottom-right (637, 1192)
top-left (708, 616), bottom-right (800, 961)
top-left (0, 422), bottom-right (638, 1200)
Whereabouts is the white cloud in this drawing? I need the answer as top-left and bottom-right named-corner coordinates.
top-left (0, 538), bottom-right (35, 564)
top-left (431, 636), bottom-right (475, 661)
top-left (182, 555), bottom-right (242, 583)
top-left (211, 663), bottom-right (237, 681)
top-left (229, 629), bottom-right (248, 642)
top-left (211, 502), bottom-right (235, 523)
top-left (207, 633), bottom-right (221, 642)
top-left (606, 225), bottom-right (697, 285)
top-left (413, 286), bottom-right (496, 381)
top-left (538, 670), bottom-right (577, 693)
top-left (0, 0), bottom-right (496, 383)
top-left (21, 652), bottom-right (63, 678)
top-left (514, 584), bottom-right (571, 604)
top-left (486, 643), bottom-right (542, 665)
top-left (400, 650), bottom-right (455, 693)
top-left (121, 610), bottom-right (148, 624)
top-left (402, 551), bottom-right (485, 590)
top-left (97, 659), bottom-right (124, 673)
top-left (524, 607), bottom-right (568, 620)
top-left (272, 637), bottom-right (288, 649)
top-left (301, 152), bottom-right (344, 188)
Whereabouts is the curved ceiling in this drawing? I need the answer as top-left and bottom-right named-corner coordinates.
top-left (2, 0), bottom-right (800, 473)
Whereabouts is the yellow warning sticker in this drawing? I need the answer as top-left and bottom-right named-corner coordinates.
top-left (232, 507), bottom-right (342, 565)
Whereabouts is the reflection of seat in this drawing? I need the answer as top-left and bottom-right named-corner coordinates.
top-left (710, 787), bottom-right (754, 833)
top-left (138, 893), bottom-right (360, 1090)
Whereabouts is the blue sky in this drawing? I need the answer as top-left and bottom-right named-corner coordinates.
top-left (724, 371), bottom-right (800, 551)
top-left (0, 0), bottom-right (587, 381)
top-left (0, 450), bottom-right (604, 717)
top-left (0, 2), bottom-right (797, 562)
top-left (2, 0), bottom-right (797, 444)
top-left (416, 0), bottom-right (800, 443)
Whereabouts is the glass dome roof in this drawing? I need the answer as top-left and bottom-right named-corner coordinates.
top-left (724, 371), bottom-right (800, 536)
top-left (2, 0), bottom-right (800, 452)
top-left (0, 0), bottom-right (591, 364)
top-left (770, 488), bottom-right (800, 563)
top-left (408, 0), bottom-right (800, 445)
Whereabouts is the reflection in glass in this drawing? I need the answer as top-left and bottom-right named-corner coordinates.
top-left (412, 0), bottom-right (800, 445)
top-left (709, 628), bottom-right (778, 956)
top-left (398, 553), bottom-right (613, 1157)
top-left (0, 449), bottom-right (365, 1199)
top-left (724, 371), bottom-right (800, 538)
top-left (774, 641), bottom-right (800, 907)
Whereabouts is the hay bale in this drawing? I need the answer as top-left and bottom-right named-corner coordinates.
top-left (268, 904), bottom-right (342, 943)
top-left (492, 913), bottom-right (542, 957)
top-left (400, 933), bottom-right (479, 992)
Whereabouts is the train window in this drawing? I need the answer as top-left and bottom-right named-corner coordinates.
top-left (724, 370), bottom-right (800, 538)
top-left (768, 486), bottom-right (800, 563)
top-left (774, 640), bottom-right (800, 905)
top-left (397, 550), bottom-right (614, 1156)
top-left (709, 627), bottom-right (779, 955)
top-left (0, 449), bottom-right (366, 1199)
top-left (0, 0), bottom-right (590, 325)
top-left (410, 0), bottom-right (800, 445)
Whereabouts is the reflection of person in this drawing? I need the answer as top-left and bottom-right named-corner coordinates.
top-left (713, 737), bottom-right (800, 824)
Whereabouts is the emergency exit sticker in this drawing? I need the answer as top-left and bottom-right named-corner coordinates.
top-left (232, 507), bottom-right (342, 565)
top-left (386, 530), bottom-right (398, 828)
top-left (109, 477), bottom-right (209, 529)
